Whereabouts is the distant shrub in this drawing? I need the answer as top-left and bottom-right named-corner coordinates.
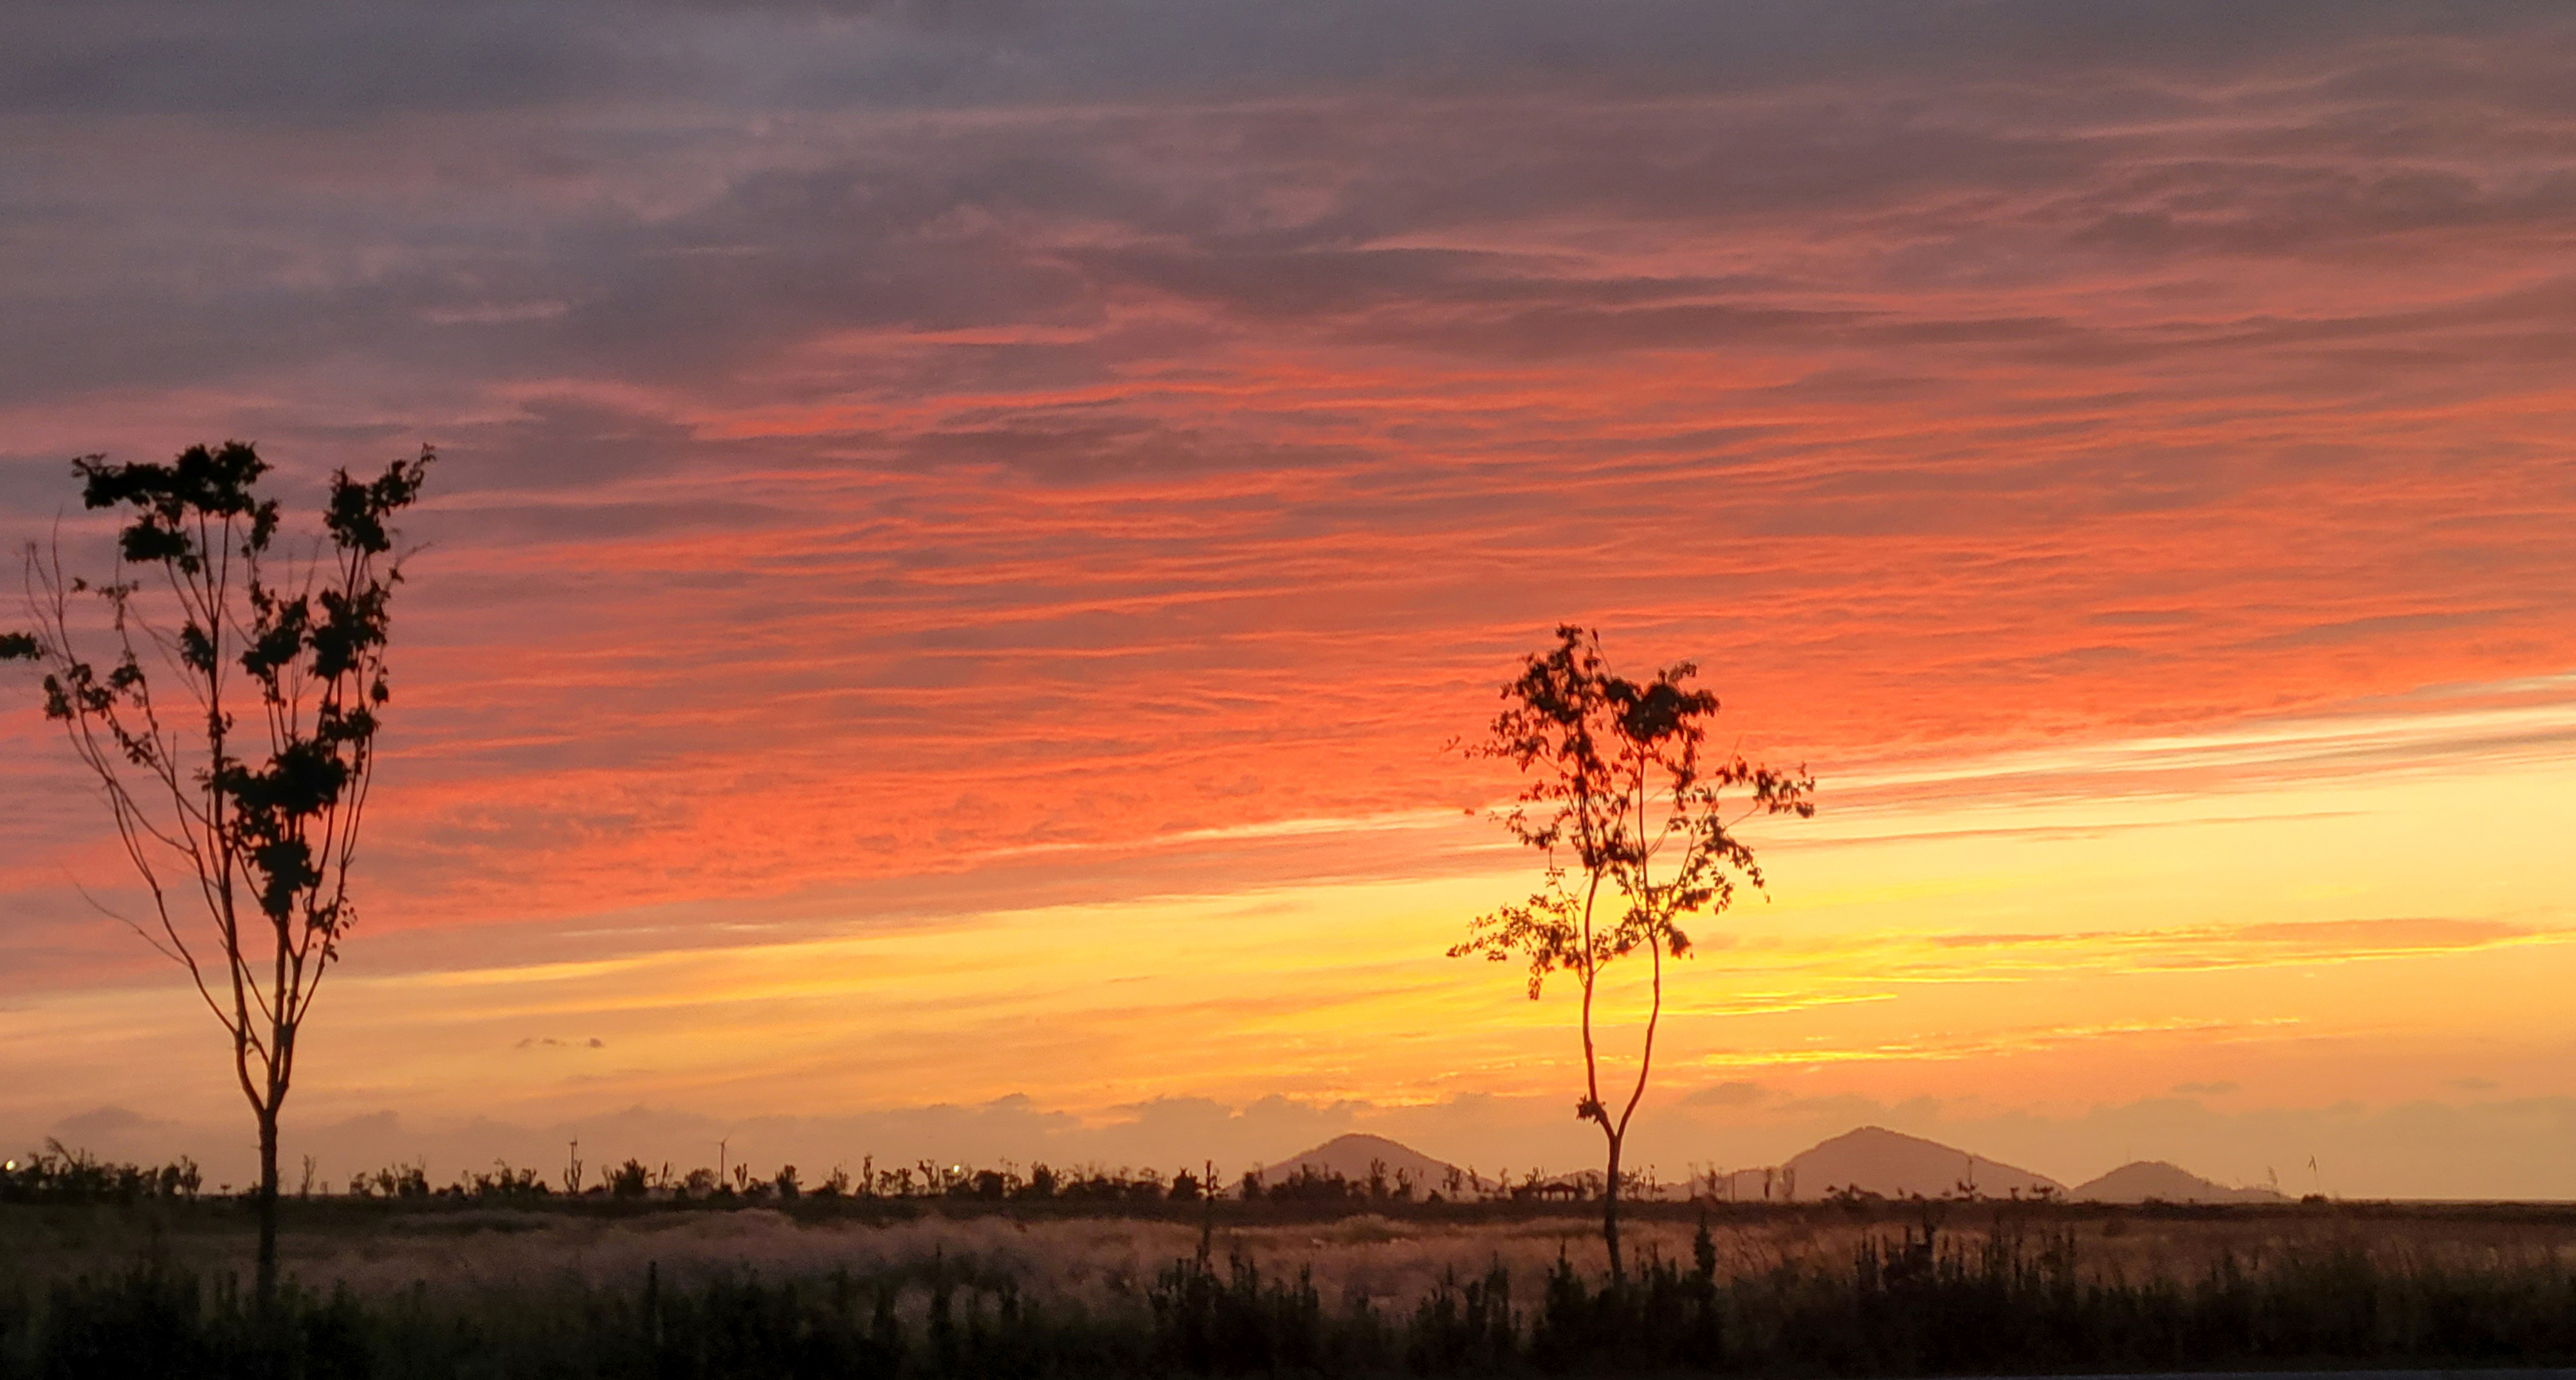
top-left (453, 1161), bottom-right (548, 1202)
top-left (607, 1159), bottom-right (651, 1199)
top-left (0, 1142), bottom-right (199, 1205)
top-left (1261, 1166), bottom-right (1358, 1204)
top-left (347, 1160), bottom-right (430, 1200)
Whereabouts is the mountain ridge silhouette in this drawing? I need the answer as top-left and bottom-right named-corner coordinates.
top-left (1259, 1125), bottom-right (2279, 1202)
top-left (1251, 1132), bottom-right (1479, 1191)
top-left (2069, 1159), bottom-right (2288, 1204)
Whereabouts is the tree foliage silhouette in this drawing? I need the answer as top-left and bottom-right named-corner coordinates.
top-left (3, 441), bottom-right (431, 1303)
top-left (1451, 624), bottom-right (1812, 1280)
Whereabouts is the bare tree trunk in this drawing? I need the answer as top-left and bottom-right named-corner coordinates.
top-left (1603, 1130), bottom-right (1625, 1283)
top-left (256, 1105), bottom-right (280, 1306)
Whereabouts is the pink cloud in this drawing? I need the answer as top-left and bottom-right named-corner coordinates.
top-left (1, 5), bottom-right (2570, 1021)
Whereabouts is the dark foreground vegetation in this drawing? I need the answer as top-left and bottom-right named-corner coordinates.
top-left (11, 1206), bottom-right (2576, 1379)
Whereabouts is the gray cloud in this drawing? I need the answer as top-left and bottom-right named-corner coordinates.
top-left (0, 5), bottom-right (639, 121)
top-left (4, 1), bottom-right (2567, 441)
top-left (1683, 1080), bottom-right (1769, 1107)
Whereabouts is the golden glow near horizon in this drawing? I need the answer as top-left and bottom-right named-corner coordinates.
top-left (8, 681), bottom-right (2569, 1193)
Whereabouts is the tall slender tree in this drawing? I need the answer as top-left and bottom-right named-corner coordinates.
top-left (3, 441), bottom-right (431, 1303)
top-left (1450, 624), bottom-right (1812, 1280)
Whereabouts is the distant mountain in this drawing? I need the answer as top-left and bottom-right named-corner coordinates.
top-left (2071, 1161), bottom-right (2287, 1204)
top-left (1778, 1126), bottom-right (2064, 1201)
top-left (1247, 1129), bottom-right (2274, 1208)
top-left (1250, 1133), bottom-right (1479, 1193)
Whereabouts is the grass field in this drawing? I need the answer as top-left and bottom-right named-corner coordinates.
top-left (10, 1195), bottom-right (2576, 1375)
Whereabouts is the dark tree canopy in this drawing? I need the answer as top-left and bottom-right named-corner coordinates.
top-left (5, 440), bottom-right (430, 1303)
top-left (1453, 623), bottom-right (1812, 1278)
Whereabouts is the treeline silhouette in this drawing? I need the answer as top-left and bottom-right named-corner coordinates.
top-left (12, 1216), bottom-right (2576, 1377)
top-left (1243, 1162), bottom-right (1608, 1205)
top-left (3, 1143), bottom-right (1652, 1210)
top-left (0, 1143), bottom-right (201, 1205)
top-left (345, 1155), bottom-right (1225, 1206)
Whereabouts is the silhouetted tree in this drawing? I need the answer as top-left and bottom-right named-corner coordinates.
top-left (1450, 625), bottom-right (1811, 1280)
top-left (3, 441), bottom-right (430, 1304)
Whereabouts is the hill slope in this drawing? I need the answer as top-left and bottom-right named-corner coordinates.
top-left (1250, 1133), bottom-right (1476, 1193)
top-left (1782, 1126), bottom-right (2064, 1201)
top-left (2071, 1160), bottom-right (2287, 1204)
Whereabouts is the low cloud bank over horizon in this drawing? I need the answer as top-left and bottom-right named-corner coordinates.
top-left (23, 1085), bottom-right (2576, 1204)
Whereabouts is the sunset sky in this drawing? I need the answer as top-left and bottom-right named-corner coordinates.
top-left (3, 1), bottom-right (2573, 1197)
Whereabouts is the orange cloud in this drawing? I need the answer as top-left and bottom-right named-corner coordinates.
top-left (4, 2), bottom-right (2574, 1191)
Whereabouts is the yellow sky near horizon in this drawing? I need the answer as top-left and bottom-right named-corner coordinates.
top-left (8, 679), bottom-right (2570, 1195)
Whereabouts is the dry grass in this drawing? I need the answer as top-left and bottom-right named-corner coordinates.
top-left (15, 1198), bottom-right (2576, 1307)
top-left (15, 1200), bottom-right (2576, 1375)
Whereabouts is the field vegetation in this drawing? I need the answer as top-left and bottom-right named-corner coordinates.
top-left (10, 1149), bottom-right (2576, 1377)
